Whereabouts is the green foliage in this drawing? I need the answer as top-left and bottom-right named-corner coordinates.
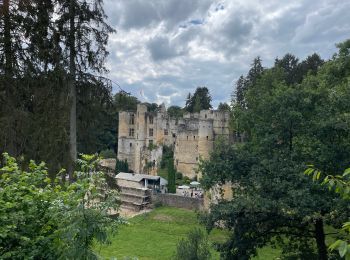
top-left (168, 157), bottom-right (176, 193)
top-left (168, 106), bottom-right (184, 118)
top-left (113, 91), bottom-right (139, 112)
top-left (217, 102), bottom-right (231, 112)
top-left (185, 87), bottom-right (212, 113)
top-left (148, 142), bottom-right (158, 151)
top-left (0, 153), bottom-right (121, 259)
top-left (201, 40), bottom-right (350, 259)
top-left (160, 145), bottom-right (174, 169)
top-left (305, 167), bottom-right (350, 258)
top-left (174, 228), bottom-right (211, 260)
top-left (145, 102), bottom-right (159, 112)
top-left (0, 0), bottom-right (119, 177)
top-left (116, 159), bottom-right (129, 174)
top-left (100, 149), bottom-right (116, 159)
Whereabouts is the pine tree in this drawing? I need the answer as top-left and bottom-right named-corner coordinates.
top-left (54, 0), bottom-right (115, 177)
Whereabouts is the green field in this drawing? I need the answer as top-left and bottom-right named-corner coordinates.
top-left (95, 207), bottom-right (280, 260)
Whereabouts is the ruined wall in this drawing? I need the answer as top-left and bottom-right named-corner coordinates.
top-left (117, 104), bottom-right (231, 179)
top-left (174, 119), bottom-right (200, 179)
top-left (152, 193), bottom-right (204, 211)
top-left (134, 104), bottom-right (148, 173)
top-left (117, 112), bottom-right (136, 170)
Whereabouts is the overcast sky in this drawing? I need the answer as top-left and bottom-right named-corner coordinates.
top-left (104, 0), bottom-right (350, 108)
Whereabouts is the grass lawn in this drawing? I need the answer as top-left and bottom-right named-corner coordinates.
top-left (95, 207), bottom-right (227, 260)
top-left (157, 168), bottom-right (168, 181)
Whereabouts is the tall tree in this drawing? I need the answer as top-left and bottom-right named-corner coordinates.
top-left (201, 43), bottom-right (350, 259)
top-left (54, 0), bottom-right (115, 176)
top-left (246, 56), bottom-right (264, 86)
top-left (217, 102), bottom-right (230, 112)
top-left (232, 75), bottom-right (247, 108)
top-left (184, 87), bottom-right (212, 113)
top-left (167, 106), bottom-right (184, 118)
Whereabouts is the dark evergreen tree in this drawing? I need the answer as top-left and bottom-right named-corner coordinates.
top-left (167, 106), bottom-right (184, 118)
top-left (217, 102), bottom-right (230, 111)
top-left (167, 157), bottom-right (176, 193)
top-left (54, 0), bottom-right (115, 176)
top-left (246, 56), bottom-right (264, 86)
top-left (232, 75), bottom-right (247, 108)
top-left (184, 87), bottom-right (212, 113)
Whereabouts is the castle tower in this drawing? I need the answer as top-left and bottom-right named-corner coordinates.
top-left (198, 119), bottom-right (214, 160)
top-left (117, 111), bottom-right (136, 170)
top-left (134, 104), bottom-right (148, 173)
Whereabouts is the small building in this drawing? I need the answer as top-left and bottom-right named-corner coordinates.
top-left (115, 172), bottom-right (168, 211)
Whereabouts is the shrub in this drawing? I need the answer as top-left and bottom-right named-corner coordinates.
top-left (100, 149), bottom-right (116, 158)
top-left (0, 153), bottom-right (121, 259)
top-left (173, 228), bottom-right (211, 260)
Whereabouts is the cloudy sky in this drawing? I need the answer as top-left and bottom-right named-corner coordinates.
top-left (103, 0), bottom-right (350, 108)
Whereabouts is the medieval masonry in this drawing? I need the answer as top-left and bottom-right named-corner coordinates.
top-left (117, 103), bottom-right (231, 180)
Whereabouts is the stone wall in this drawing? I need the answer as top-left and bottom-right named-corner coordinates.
top-left (117, 104), bottom-right (231, 179)
top-left (152, 193), bottom-right (204, 211)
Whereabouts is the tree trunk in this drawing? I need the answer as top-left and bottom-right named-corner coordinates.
top-left (68, 0), bottom-right (76, 180)
top-left (315, 218), bottom-right (328, 260)
top-left (3, 0), bottom-right (12, 77)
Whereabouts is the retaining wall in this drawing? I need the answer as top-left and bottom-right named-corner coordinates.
top-left (152, 193), bottom-right (204, 211)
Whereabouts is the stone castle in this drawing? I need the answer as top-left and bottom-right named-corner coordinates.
top-left (117, 103), bottom-right (230, 179)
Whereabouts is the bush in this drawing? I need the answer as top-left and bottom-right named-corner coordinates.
top-left (0, 153), bottom-right (121, 259)
top-left (154, 201), bottom-right (163, 208)
top-left (176, 172), bottom-right (183, 180)
top-left (173, 228), bottom-right (211, 260)
top-left (100, 149), bottom-right (116, 158)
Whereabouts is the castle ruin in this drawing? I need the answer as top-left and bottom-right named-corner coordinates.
top-left (117, 103), bottom-right (230, 179)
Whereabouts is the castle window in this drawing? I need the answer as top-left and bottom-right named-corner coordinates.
top-left (164, 129), bottom-right (168, 135)
top-left (194, 136), bottom-right (196, 140)
top-left (187, 136), bottom-right (188, 140)
top-left (149, 128), bottom-right (153, 137)
top-left (129, 128), bottom-right (134, 137)
top-left (196, 157), bottom-right (198, 161)
top-left (149, 116), bottom-right (154, 124)
top-left (205, 114), bottom-right (207, 119)
top-left (129, 114), bottom-right (135, 125)
top-left (130, 143), bottom-right (132, 147)
top-left (172, 133), bottom-right (176, 138)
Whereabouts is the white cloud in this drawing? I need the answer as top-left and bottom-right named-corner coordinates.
top-left (104, 0), bottom-right (350, 107)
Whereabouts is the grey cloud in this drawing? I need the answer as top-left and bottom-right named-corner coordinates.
top-left (106, 0), bottom-right (211, 30)
top-left (147, 36), bottom-right (187, 61)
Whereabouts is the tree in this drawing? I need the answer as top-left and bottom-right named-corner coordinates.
top-left (305, 167), bottom-right (350, 258)
top-left (232, 75), bottom-right (247, 108)
top-left (0, 153), bottom-right (120, 259)
top-left (246, 56), bottom-right (264, 87)
top-left (173, 228), bottom-right (211, 260)
top-left (54, 0), bottom-right (115, 177)
top-left (167, 157), bottom-right (176, 193)
top-left (201, 41), bottom-right (350, 259)
top-left (274, 53), bottom-right (300, 85)
top-left (217, 102), bottom-right (230, 112)
top-left (167, 106), bottom-right (184, 118)
top-left (184, 87), bottom-right (212, 113)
